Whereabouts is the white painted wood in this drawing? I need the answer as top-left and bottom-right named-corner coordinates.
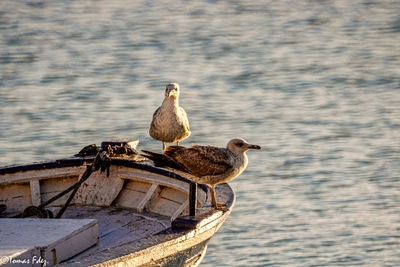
top-left (116, 181), bottom-right (158, 210)
top-left (170, 199), bottom-right (189, 221)
top-left (137, 184), bottom-right (159, 212)
top-left (160, 188), bottom-right (187, 203)
top-left (125, 180), bottom-right (152, 192)
top-left (74, 166), bottom-right (124, 206)
top-left (29, 180), bottom-right (41, 206)
top-left (119, 169), bottom-right (189, 192)
top-left (0, 247), bottom-right (41, 267)
top-left (0, 184), bottom-right (32, 213)
top-left (1, 165), bottom-right (207, 213)
top-left (0, 158), bottom-right (235, 267)
top-left (40, 176), bottom-right (78, 206)
top-left (151, 198), bottom-right (182, 217)
top-left (118, 167), bottom-right (207, 207)
top-left (63, 199), bottom-right (233, 267)
top-left (0, 163), bottom-right (235, 267)
top-left (116, 189), bottom-right (146, 210)
top-left (0, 219), bottom-right (98, 266)
top-left (0, 167), bottom-right (83, 186)
top-left (61, 206), bottom-right (170, 260)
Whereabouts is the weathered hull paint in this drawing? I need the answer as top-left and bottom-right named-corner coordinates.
top-left (1, 155), bottom-right (235, 267)
top-left (151, 239), bottom-right (210, 267)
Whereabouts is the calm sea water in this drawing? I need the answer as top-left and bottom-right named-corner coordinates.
top-left (1, 0), bottom-right (400, 266)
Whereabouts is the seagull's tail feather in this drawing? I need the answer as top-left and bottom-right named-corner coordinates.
top-left (141, 150), bottom-right (184, 171)
top-left (141, 150), bottom-right (166, 164)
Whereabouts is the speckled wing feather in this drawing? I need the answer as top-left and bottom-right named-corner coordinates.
top-left (149, 107), bottom-right (162, 140)
top-left (180, 107), bottom-right (190, 132)
top-left (150, 107), bottom-right (161, 127)
top-left (141, 149), bottom-right (185, 171)
top-left (164, 145), bottom-right (233, 177)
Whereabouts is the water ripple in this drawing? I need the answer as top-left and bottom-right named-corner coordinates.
top-left (1, 0), bottom-right (400, 266)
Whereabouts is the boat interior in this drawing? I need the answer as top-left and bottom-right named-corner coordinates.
top-left (0, 156), bottom-right (225, 265)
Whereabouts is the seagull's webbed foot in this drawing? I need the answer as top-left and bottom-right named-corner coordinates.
top-left (162, 142), bottom-right (166, 151)
top-left (214, 202), bottom-right (230, 212)
top-left (209, 185), bottom-right (230, 212)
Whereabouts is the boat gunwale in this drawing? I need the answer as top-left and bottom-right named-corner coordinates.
top-left (0, 156), bottom-right (208, 193)
top-left (61, 183), bottom-right (235, 267)
top-left (0, 157), bottom-right (236, 266)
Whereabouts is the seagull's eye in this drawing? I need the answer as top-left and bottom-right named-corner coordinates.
top-left (237, 142), bottom-right (243, 147)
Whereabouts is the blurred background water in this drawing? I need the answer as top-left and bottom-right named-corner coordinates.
top-left (1, 0), bottom-right (400, 266)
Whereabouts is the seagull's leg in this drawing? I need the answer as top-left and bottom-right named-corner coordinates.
top-left (176, 141), bottom-right (179, 146)
top-left (209, 185), bottom-right (217, 207)
top-left (209, 185), bottom-right (229, 212)
top-left (162, 142), bottom-right (166, 151)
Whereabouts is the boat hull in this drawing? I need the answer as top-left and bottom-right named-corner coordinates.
top-left (0, 156), bottom-right (235, 266)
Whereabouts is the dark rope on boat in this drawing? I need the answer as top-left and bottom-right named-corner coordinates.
top-left (55, 150), bottom-right (110, 218)
top-left (0, 204), bottom-right (7, 214)
top-left (22, 206), bottom-right (53, 218)
top-left (13, 142), bottom-right (199, 219)
top-left (18, 144), bottom-right (129, 219)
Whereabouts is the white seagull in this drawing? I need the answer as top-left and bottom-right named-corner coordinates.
top-left (142, 138), bottom-right (261, 211)
top-left (149, 83), bottom-right (190, 150)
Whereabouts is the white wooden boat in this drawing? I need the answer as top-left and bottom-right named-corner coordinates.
top-left (0, 140), bottom-right (235, 266)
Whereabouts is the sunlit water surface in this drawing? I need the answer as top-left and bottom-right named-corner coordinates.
top-left (1, 0), bottom-right (400, 266)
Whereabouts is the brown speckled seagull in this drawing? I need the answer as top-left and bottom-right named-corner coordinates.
top-left (149, 83), bottom-right (190, 150)
top-left (142, 138), bottom-right (261, 211)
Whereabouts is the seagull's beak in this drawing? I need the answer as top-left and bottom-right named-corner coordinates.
top-left (247, 144), bottom-right (261, 150)
top-left (168, 87), bottom-right (178, 97)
